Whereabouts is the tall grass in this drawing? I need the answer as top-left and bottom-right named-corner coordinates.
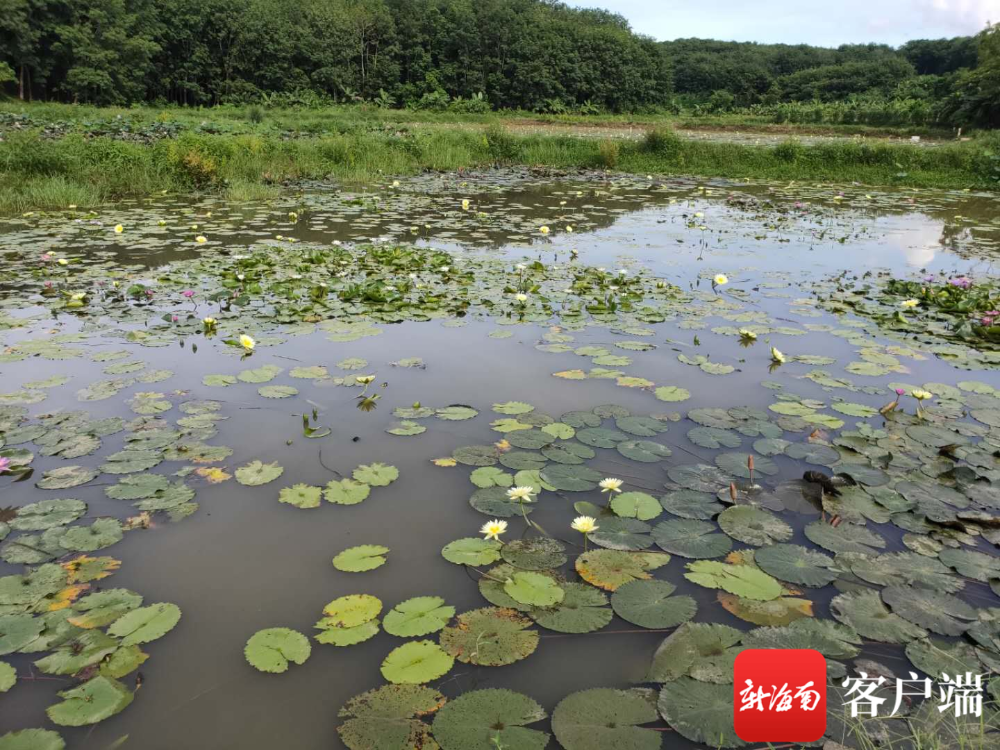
top-left (0, 123), bottom-right (996, 213)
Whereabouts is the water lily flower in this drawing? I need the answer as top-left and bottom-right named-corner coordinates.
top-left (480, 519), bottom-right (508, 541)
top-left (900, 299), bottom-right (919, 309)
top-left (949, 277), bottom-right (972, 289)
top-left (516, 263), bottom-right (527, 271)
top-left (539, 226), bottom-right (550, 235)
top-left (70, 292), bottom-right (86, 301)
top-left (0, 457), bottom-right (10, 474)
top-left (203, 317), bottom-right (217, 330)
top-left (895, 388), bottom-right (905, 396)
top-left (714, 274), bottom-right (728, 286)
top-left (239, 334), bottom-right (255, 350)
top-left (462, 199), bottom-right (470, 210)
top-left (114, 224), bottom-right (124, 234)
top-left (515, 293), bottom-right (528, 303)
top-left (565, 225), bottom-right (573, 232)
top-left (356, 375), bottom-right (376, 386)
top-left (571, 516), bottom-right (598, 534)
top-left (506, 486), bottom-right (536, 503)
top-left (158, 220), bottom-right (167, 226)
top-left (392, 180), bottom-right (400, 188)
top-left (288, 212), bottom-right (298, 222)
top-left (599, 477), bottom-right (623, 495)
top-left (770, 347), bottom-right (786, 363)
top-left (57, 258), bottom-right (69, 266)
top-left (440, 266), bottom-right (450, 274)
top-left (912, 389), bottom-right (933, 401)
top-left (182, 290), bottom-right (195, 298)
top-left (739, 329), bottom-right (757, 340)
top-left (195, 236), bottom-right (207, 243)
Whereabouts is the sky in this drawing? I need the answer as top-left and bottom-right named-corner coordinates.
top-left (565, 0), bottom-right (999, 47)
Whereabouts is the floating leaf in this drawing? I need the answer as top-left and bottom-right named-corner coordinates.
top-left (881, 586), bottom-right (976, 636)
top-left (654, 386), bottom-right (690, 402)
top-left (501, 538), bottom-right (567, 570)
top-left (588, 518), bottom-right (654, 552)
top-left (610, 491), bottom-right (661, 520)
top-left (539, 464), bottom-right (601, 491)
top-left (804, 520), bottom-right (885, 555)
top-left (552, 688), bottom-right (661, 750)
top-left (646, 622), bottom-right (743, 683)
top-left (337, 684), bottom-right (445, 750)
top-left (652, 519), bottom-right (732, 559)
top-left (754, 544), bottom-right (837, 587)
top-left (439, 607), bottom-right (538, 666)
top-left (717, 593), bottom-right (813, 626)
top-left (46, 675), bottom-right (133, 727)
top-left (528, 583), bottom-right (612, 634)
top-left (658, 490), bottom-right (724, 520)
top-left (0, 729), bottom-right (65, 750)
top-left (617, 440), bottom-right (671, 463)
top-left (611, 580), bottom-right (697, 629)
top-left (244, 627), bottom-right (311, 673)
top-left (830, 590), bottom-right (927, 643)
top-left (718, 506), bottom-right (792, 546)
top-left (575, 550), bottom-right (669, 591)
top-left (380, 641), bottom-right (453, 684)
top-left (383, 597), bottom-right (455, 637)
top-left (108, 602), bottom-right (181, 645)
top-left (322, 595), bottom-right (382, 627)
top-left (442, 538), bottom-right (502, 566)
top-left (235, 460), bottom-right (284, 486)
top-left (60, 519), bottom-right (123, 552)
top-left (504, 572), bottom-right (565, 607)
top-left (658, 677), bottom-right (746, 747)
top-left (353, 463), bottom-right (399, 486)
top-left (324, 479), bottom-right (371, 505)
top-left (36, 466), bottom-right (98, 490)
top-left (334, 545), bottom-right (390, 573)
top-left (432, 688), bottom-right (548, 750)
top-left (684, 560), bottom-right (781, 600)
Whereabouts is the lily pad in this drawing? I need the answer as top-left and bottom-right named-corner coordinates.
top-left (528, 584), bottom-right (612, 634)
top-left (551, 688), bottom-right (661, 750)
top-left (611, 580), bottom-right (697, 629)
top-left (684, 560), bottom-right (782, 601)
top-left (617, 440), bottom-right (671, 463)
top-left (830, 590), bottom-right (927, 643)
top-left (501, 538), bottom-right (568, 570)
top-left (718, 506), bottom-right (792, 546)
top-left (278, 484), bottom-right (322, 508)
top-left (504, 572), bottom-right (565, 607)
top-left (575, 549), bottom-right (670, 591)
top-left (324, 479), bottom-right (371, 505)
top-left (353, 463), bottom-right (399, 486)
top-left (108, 603), bottom-right (181, 645)
top-left (235, 460), bottom-right (284, 486)
top-left (432, 688), bottom-right (548, 750)
top-left (652, 519), bottom-right (732, 559)
top-left (337, 684), bottom-right (445, 750)
top-left (657, 678), bottom-right (746, 748)
top-left (334, 545), bottom-right (390, 572)
top-left (881, 586), bottom-right (976, 636)
top-left (45, 675), bottom-right (133, 726)
top-left (754, 544), bottom-right (837, 587)
top-left (439, 607), bottom-right (539, 666)
top-left (441, 538), bottom-right (502, 566)
top-left (383, 597), bottom-right (455, 637)
top-left (611, 491), bottom-right (662, 521)
top-left (380, 640), bottom-right (454, 684)
top-left (244, 627), bottom-right (311, 673)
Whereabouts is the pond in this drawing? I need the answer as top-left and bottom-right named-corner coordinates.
top-left (2, 170), bottom-right (1000, 750)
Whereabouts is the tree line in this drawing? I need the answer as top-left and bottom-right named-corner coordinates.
top-left (0, 0), bottom-right (997, 126)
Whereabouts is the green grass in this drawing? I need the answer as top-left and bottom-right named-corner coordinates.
top-left (0, 106), bottom-right (997, 213)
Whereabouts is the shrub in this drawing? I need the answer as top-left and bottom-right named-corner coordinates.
top-left (483, 123), bottom-right (521, 164)
top-left (597, 139), bottom-right (620, 168)
top-left (640, 127), bottom-right (683, 160)
top-left (773, 139), bottom-right (806, 163)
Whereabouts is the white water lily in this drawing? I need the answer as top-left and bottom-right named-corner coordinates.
top-left (515, 293), bottom-right (528, 303)
top-left (461, 199), bottom-right (470, 210)
top-left (195, 235), bottom-right (207, 243)
top-left (480, 519), bottom-right (507, 541)
top-left (114, 224), bottom-right (124, 234)
top-left (714, 273), bottom-right (728, 285)
top-left (912, 389), bottom-right (933, 401)
top-left (539, 226), bottom-right (550, 235)
top-left (571, 516), bottom-right (599, 534)
top-left (506, 486), bottom-right (536, 503)
top-left (239, 334), bottom-right (255, 350)
top-left (599, 477), bottom-right (623, 494)
top-left (738, 328), bottom-right (757, 340)
top-left (900, 299), bottom-right (919, 309)
top-left (770, 347), bottom-right (786, 363)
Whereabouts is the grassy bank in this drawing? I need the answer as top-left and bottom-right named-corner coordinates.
top-left (1, 118), bottom-right (998, 213)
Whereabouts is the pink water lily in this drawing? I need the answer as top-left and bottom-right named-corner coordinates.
top-left (949, 277), bottom-right (972, 289)
top-left (182, 290), bottom-right (195, 298)
top-left (0, 457), bottom-right (11, 474)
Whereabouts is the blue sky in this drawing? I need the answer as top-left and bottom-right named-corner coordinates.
top-left (565, 0), bottom-right (998, 46)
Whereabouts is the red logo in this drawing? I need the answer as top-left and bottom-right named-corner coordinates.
top-left (733, 649), bottom-right (827, 742)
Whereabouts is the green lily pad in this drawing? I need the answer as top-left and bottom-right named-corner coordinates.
top-left (469, 467), bottom-right (513, 488)
top-left (383, 597), bottom-right (454, 637)
top-left (333, 545), bottom-right (390, 572)
top-left (353, 463), bottom-right (399, 486)
top-left (714, 452), bottom-right (778, 478)
top-left (337, 684), bottom-right (444, 750)
top-left (617, 440), bottom-right (672, 463)
top-left (754, 544), bottom-right (837, 587)
top-left (432, 688), bottom-right (548, 750)
top-left (588, 518), bottom-right (654, 551)
top-left (244, 627), bottom-right (311, 673)
top-left (439, 607), bottom-right (538, 666)
top-left (539, 464), bottom-right (601, 491)
top-left (659, 490), bottom-right (724, 520)
top-left (36, 466), bottom-right (98, 490)
top-left (905, 638), bottom-right (980, 679)
top-left (804, 520), bottom-right (885, 555)
top-left (684, 560), bottom-right (782, 600)
top-left (610, 491), bottom-right (662, 520)
top-left (552, 688), bottom-right (661, 750)
top-left (324, 479), bottom-right (371, 505)
top-left (882, 585), bottom-right (976, 636)
top-left (830, 590), bottom-right (927, 643)
top-left (528, 583), bottom-right (612, 634)
top-left (646, 622), bottom-right (744, 683)
top-left (718, 506), bottom-right (792, 546)
top-left (235, 460), bottom-right (284, 486)
top-left (652, 519), bottom-right (732, 558)
top-left (441, 538), bottom-right (502, 566)
top-left (575, 549), bottom-right (670, 591)
top-left (322, 595), bottom-right (382, 628)
top-left (0, 729), bottom-right (66, 750)
top-left (658, 678), bottom-right (746, 748)
top-left (278, 484), bottom-right (322, 508)
top-left (60, 518), bottom-right (123, 552)
top-left (504, 572), bottom-right (565, 607)
top-left (501, 538), bottom-right (567, 570)
top-left (108, 603), bottom-right (181, 645)
top-left (9, 499), bottom-right (86, 531)
top-left (381, 641), bottom-right (454, 684)
top-left (45, 675), bottom-right (133, 726)
top-left (611, 580), bottom-right (697, 629)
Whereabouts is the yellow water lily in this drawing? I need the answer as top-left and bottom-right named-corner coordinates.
top-left (571, 516), bottom-right (599, 534)
top-left (770, 347), bottom-right (786, 363)
top-left (203, 317), bottom-right (217, 328)
top-left (900, 299), bottom-right (919, 308)
top-left (57, 258), bottom-right (69, 266)
top-left (195, 235), bottom-right (207, 243)
top-left (480, 519), bottom-right (508, 541)
top-left (912, 389), bottom-right (933, 401)
top-left (113, 224), bottom-right (124, 234)
top-left (714, 273), bottom-right (729, 285)
top-left (239, 334), bottom-right (255, 350)
top-left (599, 477), bottom-right (623, 494)
top-left (539, 226), bottom-right (550, 235)
top-left (461, 199), bottom-right (470, 210)
top-left (739, 329), bottom-right (757, 340)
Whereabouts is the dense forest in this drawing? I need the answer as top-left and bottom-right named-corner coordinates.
top-left (0, 0), bottom-right (997, 126)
